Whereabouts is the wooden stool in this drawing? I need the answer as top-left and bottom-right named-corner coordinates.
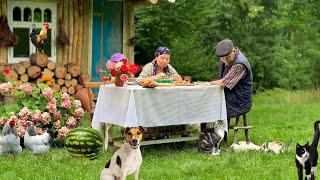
top-left (228, 113), bottom-right (253, 143)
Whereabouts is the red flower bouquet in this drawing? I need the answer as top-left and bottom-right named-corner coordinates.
top-left (99, 53), bottom-right (139, 83)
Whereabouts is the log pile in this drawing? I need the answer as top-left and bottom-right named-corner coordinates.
top-left (2, 52), bottom-right (89, 95)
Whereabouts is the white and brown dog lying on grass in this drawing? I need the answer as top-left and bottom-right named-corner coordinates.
top-left (100, 127), bottom-right (145, 180)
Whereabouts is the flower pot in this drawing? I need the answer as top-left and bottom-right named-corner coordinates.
top-left (114, 77), bottom-right (125, 87)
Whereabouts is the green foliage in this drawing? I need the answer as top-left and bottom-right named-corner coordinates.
top-left (134, 0), bottom-right (320, 89)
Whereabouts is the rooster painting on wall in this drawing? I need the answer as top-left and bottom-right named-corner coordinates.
top-left (29, 23), bottom-right (49, 53)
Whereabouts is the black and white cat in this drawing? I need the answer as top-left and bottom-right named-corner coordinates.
top-left (198, 120), bottom-right (227, 155)
top-left (295, 120), bottom-right (320, 180)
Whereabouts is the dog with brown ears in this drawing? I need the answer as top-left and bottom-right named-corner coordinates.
top-left (100, 127), bottom-right (145, 180)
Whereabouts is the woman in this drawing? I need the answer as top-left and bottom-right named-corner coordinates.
top-left (138, 47), bottom-right (182, 81)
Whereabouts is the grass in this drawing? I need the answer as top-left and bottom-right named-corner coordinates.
top-left (1, 89), bottom-right (320, 179)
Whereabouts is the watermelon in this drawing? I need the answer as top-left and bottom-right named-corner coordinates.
top-left (65, 127), bottom-right (104, 160)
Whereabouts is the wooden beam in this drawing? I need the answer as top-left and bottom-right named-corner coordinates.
top-left (123, 1), bottom-right (135, 64)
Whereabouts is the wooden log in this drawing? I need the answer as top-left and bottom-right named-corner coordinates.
top-left (65, 63), bottom-right (80, 77)
top-left (70, 65), bottom-right (80, 77)
top-left (51, 83), bottom-right (60, 93)
top-left (30, 52), bottom-right (49, 68)
top-left (15, 80), bottom-right (22, 87)
top-left (70, 78), bottom-right (78, 87)
top-left (20, 73), bottom-right (29, 83)
top-left (78, 73), bottom-right (90, 85)
top-left (57, 78), bottom-right (65, 86)
top-left (20, 61), bottom-right (31, 69)
top-left (27, 65), bottom-right (41, 79)
top-left (13, 63), bottom-right (26, 75)
top-left (47, 60), bottom-right (56, 70)
top-left (43, 68), bottom-right (54, 79)
top-left (65, 73), bottom-right (72, 80)
top-left (60, 86), bottom-right (68, 93)
top-left (65, 80), bottom-right (71, 87)
top-left (67, 86), bottom-right (75, 95)
top-left (36, 77), bottom-right (43, 84)
top-left (5, 69), bottom-right (18, 81)
top-left (54, 66), bottom-right (67, 79)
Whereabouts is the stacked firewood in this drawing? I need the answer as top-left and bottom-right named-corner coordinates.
top-left (3, 52), bottom-right (90, 95)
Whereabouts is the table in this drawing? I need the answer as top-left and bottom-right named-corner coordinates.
top-left (91, 84), bottom-right (227, 149)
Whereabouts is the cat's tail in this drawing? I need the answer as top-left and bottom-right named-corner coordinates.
top-left (311, 120), bottom-right (320, 148)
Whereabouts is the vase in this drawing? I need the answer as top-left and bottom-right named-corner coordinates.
top-left (114, 77), bottom-right (125, 87)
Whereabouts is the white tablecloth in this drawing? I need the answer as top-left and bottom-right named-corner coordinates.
top-left (91, 84), bottom-right (227, 131)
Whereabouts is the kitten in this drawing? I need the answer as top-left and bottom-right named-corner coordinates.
top-left (198, 120), bottom-right (227, 155)
top-left (260, 140), bottom-right (292, 154)
top-left (296, 120), bottom-right (320, 180)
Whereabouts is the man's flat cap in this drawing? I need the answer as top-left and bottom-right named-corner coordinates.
top-left (215, 39), bottom-right (234, 57)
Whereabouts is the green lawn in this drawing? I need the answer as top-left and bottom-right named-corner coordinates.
top-left (1, 89), bottom-right (320, 180)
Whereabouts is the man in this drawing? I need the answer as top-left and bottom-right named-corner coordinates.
top-left (211, 39), bottom-right (253, 128)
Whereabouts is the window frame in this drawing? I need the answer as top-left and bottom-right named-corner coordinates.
top-left (7, 1), bottom-right (57, 64)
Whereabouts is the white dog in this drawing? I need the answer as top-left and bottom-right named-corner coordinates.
top-left (100, 127), bottom-right (145, 180)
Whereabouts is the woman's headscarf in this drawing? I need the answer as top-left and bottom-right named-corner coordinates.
top-left (152, 46), bottom-right (171, 76)
top-left (154, 46), bottom-right (171, 57)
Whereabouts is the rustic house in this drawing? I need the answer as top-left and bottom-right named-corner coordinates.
top-left (0, 0), bottom-right (174, 82)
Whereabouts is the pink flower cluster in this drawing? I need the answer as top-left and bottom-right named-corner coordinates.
top-left (0, 82), bottom-right (13, 95)
top-left (61, 93), bottom-right (72, 109)
top-left (19, 83), bottom-right (32, 94)
top-left (0, 84), bottom-right (86, 140)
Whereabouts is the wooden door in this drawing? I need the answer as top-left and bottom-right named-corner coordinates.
top-left (92, 0), bottom-right (123, 82)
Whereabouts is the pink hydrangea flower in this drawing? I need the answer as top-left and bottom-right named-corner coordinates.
top-left (74, 100), bottom-right (82, 108)
top-left (32, 109), bottom-right (42, 122)
top-left (19, 83), bottom-right (32, 94)
top-left (42, 87), bottom-right (54, 101)
top-left (17, 126), bottom-right (26, 137)
top-left (62, 93), bottom-right (70, 101)
top-left (120, 74), bottom-right (128, 81)
top-left (53, 111), bottom-right (62, 121)
top-left (46, 102), bottom-right (57, 114)
top-left (18, 107), bottom-right (32, 120)
top-left (35, 127), bottom-right (43, 135)
top-left (41, 112), bottom-right (51, 125)
top-left (67, 116), bottom-right (77, 129)
top-left (58, 126), bottom-right (70, 139)
top-left (0, 118), bottom-right (4, 127)
top-left (0, 82), bottom-right (13, 95)
top-left (61, 100), bottom-right (72, 109)
top-left (53, 120), bottom-right (61, 129)
top-left (75, 107), bottom-right (84, 117)
top-left (17, 119), bottom-right (27, 128)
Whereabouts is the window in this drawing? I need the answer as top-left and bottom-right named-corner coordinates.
top-left (8, 2), bottom-right (57, 64)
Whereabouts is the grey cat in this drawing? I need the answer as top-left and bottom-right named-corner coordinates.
top-left (198, 120), bottom-right (227, 155)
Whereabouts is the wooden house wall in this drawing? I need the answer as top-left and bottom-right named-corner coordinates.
top-left (56, 0), bottom-right (92, 75)
top-left (0, 0), bottom-right (8, 65)
top-left (0, 0), bottom-right (138, 75)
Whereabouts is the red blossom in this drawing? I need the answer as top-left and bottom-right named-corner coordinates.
top-left (120, 65), bottom-right (128, 73)
top-left (1, 67), bottom-right (10, 75)
top-left (110, 69), bottom-right (117, 76)
top-left (128, 64), bottom-right (139, 75)
top-left (102, 76), bottom-right (109, 82)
